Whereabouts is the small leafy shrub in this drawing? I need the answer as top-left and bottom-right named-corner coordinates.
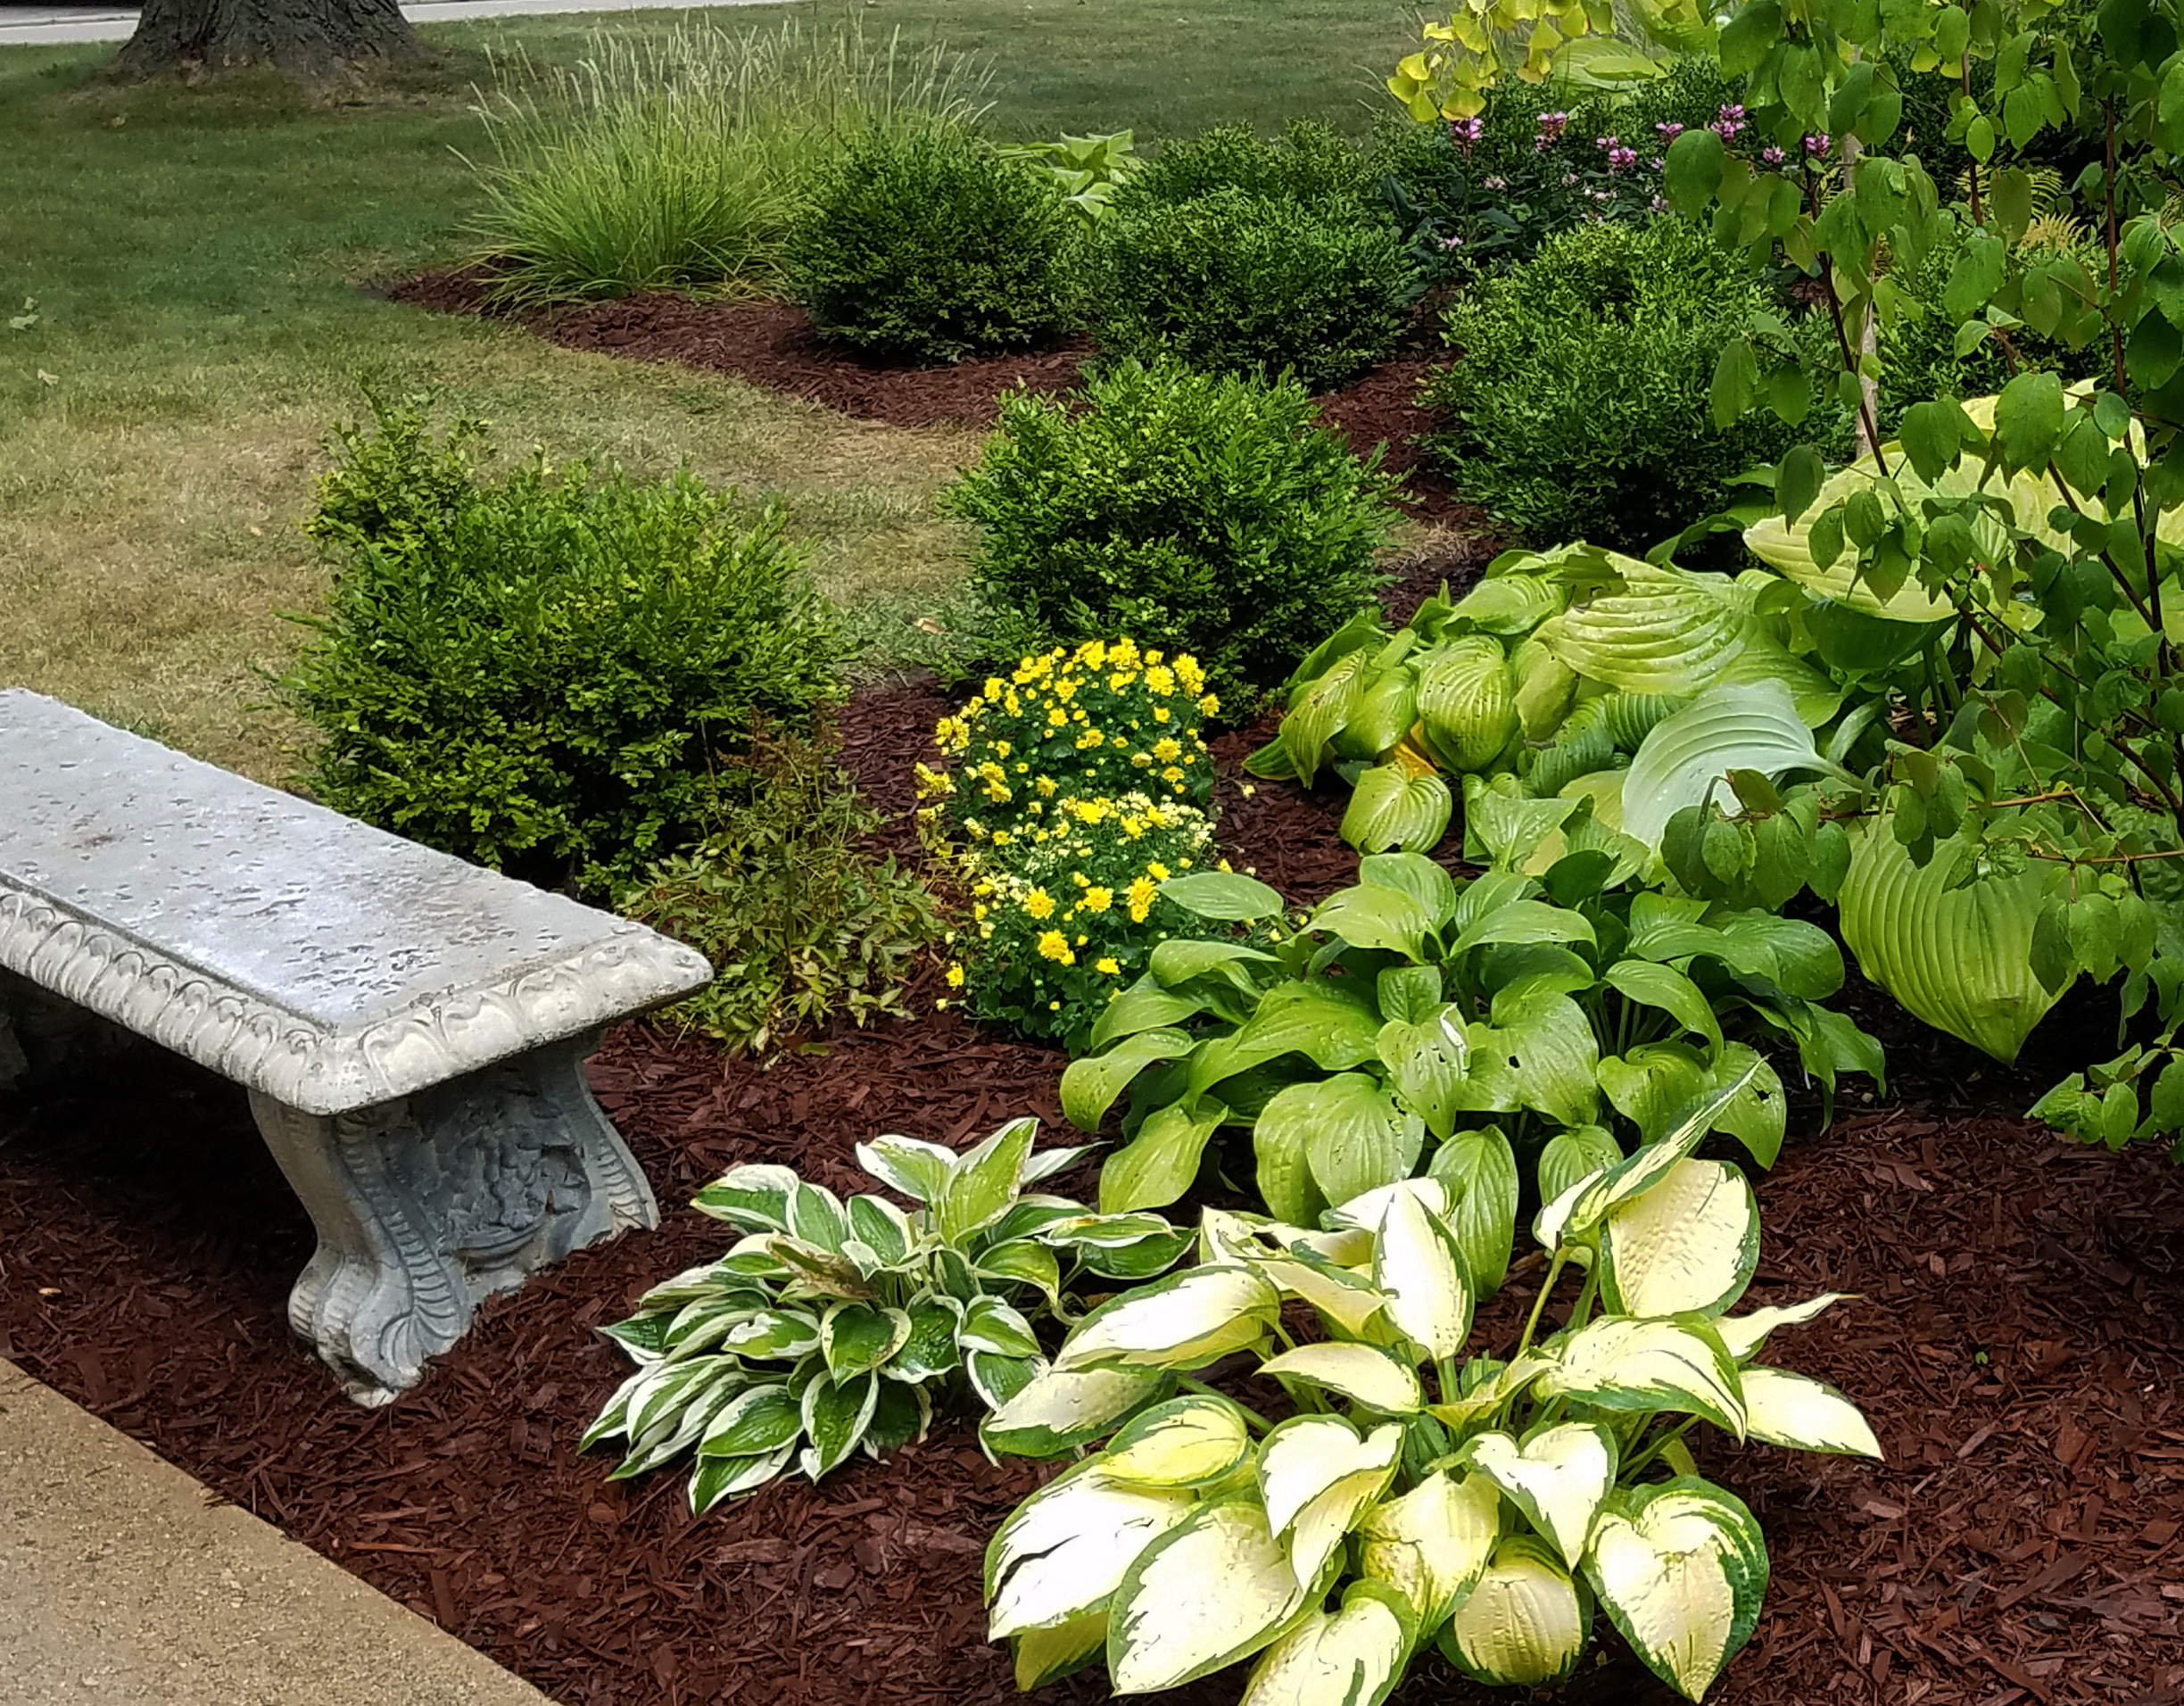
top-left (940, 361), bottom-right (1400, 707)
top-left (949, 793), bottom-right (1224, 1051)
top-left (583, 1120), bottom-right (1187, 1510)
top-left (789, 126), bottom-right (1078, 364)
top-left (287, 391), bottom-right (843, 894)
top-left (619, 733), bottom-right (942, 1056)
top-left (1063, 847), bottom-right (1882, 1220)
top-left (1088, 186), bottom-right (1413, 390)
top-left (466, 16), bottom-right (993, 305)
top-left (1427, 218), bottom-right (1851, 552)
top-left (997, 129), bottom-right (1143, 222)
top-left (982, 1081), bottom-right (1881, 1700)
top-left (914, 637), bottom-right (1218, 845)
top-left (1120, 119), bottom-right (1376, 210)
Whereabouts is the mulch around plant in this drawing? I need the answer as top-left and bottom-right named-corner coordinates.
top-left (377, 272), bottom-right (1476, 522)
top-left (7, 677), bottom-right (2184, 1706)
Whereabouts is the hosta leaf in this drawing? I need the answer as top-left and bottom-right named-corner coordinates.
top-left (1160, 870), bottom-right (1287, 921)
top-left (862, 1378), bottom-right (931, 1456)
top-left (846, 1194), bottom-right (914, 1266)
top-left (1231, 982), bottom-right (1387, 1073)
top-left (1583, 1478), bottom-right (1769, 1700)
top-left (1343, 763), bottom-right (1454, 854)
top-left (1055, 1264), bottom-right (1281, 1372)
top-left (1092, 975), bottom-right (1217, 1048)
top-left (787, 1182), bottom-right (850, 1252)
top-left (1537, 1316), bottom-right (1747, 1437)
top-left (852, 1135), bottom-right (960, 1205)
top-left (1600, 1159), bottom-right (1760, 1319)
top-left (1100, 1395), bottom-right (1256, 1488)
top-left (1839, 828), bottom-right (2069, 1062)
top-left (1473, 982), bottom-right (1601, 1128)
top-left (1598, 1042), bottom-right (1783, 1164)
top-left (1372, 1185), bottom-right (1474, 1359)
top-left (821, 1302), bottom-right (914, 1374)
top-left (1259, 1416), bottom-right (1405, 1588)
top-left (1531, 559), bottom-right (1748, 694)
top-left (716, 1308), bottom-right (823, 1362)
top-left (1239, 1581), bottom-right (1414, 1706)
top-left (1711, 912), bottom-right (1847, 1001)
top-left (1258, 1341), bottom-right (1422, 1413)
top-left (1284, 649), bottom-right (1376, 784)
top-left (988, 1459), bottom-right (1195, 1637)
top-left (967, 1349), bottom-right (1043, 1410)
top-left (1536, 1126), bottom-right (1622, 1205)
top-left (1359, 850), bottom-right (1461, 928)
top-left (1099, 1098), bottom-right (1228, 1213)
top-left (1417, 635), bottom-right (1518, 771)
top-left (1012, 1610), bottom-right (1110, 1690)
top-left (937, 1117), bottom-right (1037, 1245)
top-left (689, 1442), bottom-right (797, 1513)
top-left (1108, 1499), bottom-right (1315, 1694)
top-left (1463, 1422), bottom-right (1618, 1569)
top-left (1604, 959), bottom-right (1723, 1048)
top-left (1620, 681), bottom-right (1835, 851)
top-left (691, 1163), bottom-right (802, 1229)
top-left (1438, 1536), bottom-right (1592, 1687)
top-left (800, 1370), bottom-right (880, 1478)
top-left (1378, 1007), bottom-right (1473, 1139)
top-left (1740, 1366), bottom-right (1884, 1457)
top-left (1714, 1292), bottom-right (1852, 1362)
top-left (960, 1296), bottom-right (1042, 1359)
top-left (892, 1297), bottom-right (964, 1380)
top-left (980, 1364), bottom-right (1168, 1457)
top-left (1256, 1248), bottom-right (1390, 1337)
top-left (1355, 1469), bottom-right (1501, 1629)
top-left (1061, 1029), bottom-right (1196, 1132)
top-left (1543, 1059), bottom-right (1761, 1247)
top-left (695, 1382), bottom-right (804, 1461)
top-left (1312, 882), bottom-right (1442, 959)
top-left (974, 1238), bottom-right (1063, 1304)
top-left (1426, 1126), bottom-right (1518, 1295)
top-left (1257, 1072), bottom-right (1423, 1212)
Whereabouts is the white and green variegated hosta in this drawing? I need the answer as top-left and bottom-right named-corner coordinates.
top-left (1061, 848), bottom-right (1882, 1233)
top-left (1243, 542), bottom-right (1867, 862)
top-left (581, 1117), bottom-right (1189, 1514)
top-left (984, 1073), bottom-right (1882, 1702)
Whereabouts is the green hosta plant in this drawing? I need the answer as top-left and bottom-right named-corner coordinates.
top-left (582, 1119), bottom-right (1187, 1511)
top-left (1247, 542), bottom-right (1872, 858)
top-left (982, 1073), bottom-right (1882, 1701)
top-left (1063, 850), bottom-right (1882, 1236)
top-left (997, 130), bottom-right (1144, 221)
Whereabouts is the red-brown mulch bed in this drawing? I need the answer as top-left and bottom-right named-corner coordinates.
top-left (377, 272), bottom-right (1477, 523)
top-left (8, 680), bottom-right (2184, 1706)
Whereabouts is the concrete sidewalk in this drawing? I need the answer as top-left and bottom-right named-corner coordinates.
top-left (0, 0), bottom-right (777, 46)
top-left (0, 1358), bottom-right (558, 1706)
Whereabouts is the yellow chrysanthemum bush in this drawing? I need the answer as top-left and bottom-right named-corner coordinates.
top-left (917, 639), bottom-right (1234, 1048)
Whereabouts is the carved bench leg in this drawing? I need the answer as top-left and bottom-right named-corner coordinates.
top-left (248, 1031), bottom-right (658, 1406)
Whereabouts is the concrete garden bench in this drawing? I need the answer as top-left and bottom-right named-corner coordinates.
top-left (0, 690), bottom-right (712, 1406)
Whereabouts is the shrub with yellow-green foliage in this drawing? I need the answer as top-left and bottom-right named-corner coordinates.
top-left (943, 791), bottom-right (1222, 1048)
top-left (914, 637), bottom-right (1217, 850)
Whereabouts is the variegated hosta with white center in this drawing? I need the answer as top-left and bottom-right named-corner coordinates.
top-left (985, 1072), bottom-right (1882, 1702)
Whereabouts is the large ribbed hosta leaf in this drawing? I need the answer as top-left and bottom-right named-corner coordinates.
top-left (1530, 558), bottom-right (1748, 694)
top-left (1837, 828), bottom-right (2068, 1063)
top-left (1618, 681), bottom-right (1837, 850)
top-left (1417, 635), bottom-right (1518, 771)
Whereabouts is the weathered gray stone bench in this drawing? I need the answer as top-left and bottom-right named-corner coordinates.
top-left (0, 690), bottom-right (712, 1406)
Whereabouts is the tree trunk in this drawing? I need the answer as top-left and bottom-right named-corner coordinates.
top-left (114, 0), bottom-right (423, 79)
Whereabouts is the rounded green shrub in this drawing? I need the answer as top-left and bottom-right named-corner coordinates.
top-left (939, 360), bottom-right (1400, 708)
top-left (788, 126), bottom-right (1079, 365)
top-left (1426, 217), bottom-right (1853, 553)
top-left (1089, 186), bottom-right (1412, 390)
top-left (1120, 118), bottom-right (1376, 209)
top-left (286, 392), bottom-right (845, 896)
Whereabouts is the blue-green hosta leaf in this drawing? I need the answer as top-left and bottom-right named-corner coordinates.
top-left (1098, 1098), bottom-right (1228, 1213)
top-left (1582, 1478), bottom-right (1769, 1700)
top-left (1839, 827), bottom-right (2069, 1062)
top-left (1258, 1072), bottom-right (1424, 1212)
top-left (980, 1364), bottom-right (1168, 1457)
top-left (1259, 1416), bottom-right (1405, 1587)
top-left (1011, 1611), bottom-right (1109, 1691)
top-left (1620, 681), bottom-right (1836, 851)
top-left (1343, 763), bottom-right (1454, 854)
top-left (1061, 1028), bottom-right (1195, 1132)
top-left (937, 1116), bottom-right (1038, 1245)
top-left (820, 1301), bottom-right (914, 1374)
top-left (1599, 1158), bottom-right (1759, 1318)
top-left (1438, 1535), bottom-right (1592, 1687)
top-left (1355, 1469), bottom-right (1501, 1630)
top-left (988, 1457), bottom-right (1196, 1637)
top-left (1371, 1184), bottom-right (1474, 1360)
top-left (1531, 558), bottom-right (1749, 694)
top-left (691, 1163), bottom-right (802, 1230)
top-left (1258, 1341), bottom-right (1422, 1413)
top-left (1418, 634), bottom-right (1518, 771)
top-left (1107, 1499), bottom-right (1319, 1693)
top-left (1604, 959), bottom-right (1723, 1048)
top-left (688, 1441), bottom-right (798, 1513)
top-left (1055, 1264), bottom-right (1281, 1372)
top-left (1739, 1365), bottom-right (1884, 1456)
top-left (1463, 1421), bottom-right (1618, 1568)
top-left (1537, 1316), bottom-right (1747, 1437)
top-left (1426, 1125), bottom-right (1519, 1296)
top-left (800, 1370), bottom-right (880, 1479)
top-left (1099, 1394), bottom-right (1256, 1488)
top-left (1238, 1581), bottom-right (1415, 1706)
top-left (1714, 1292), bottom-right (1852, 1362)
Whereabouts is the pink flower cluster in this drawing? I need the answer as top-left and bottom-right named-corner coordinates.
top-left (1535, 110), bottom-right (1569, 150)
top-left (1710, 103), bottom-right (1747, 143)
top-left (1448, 115), bottom-right (1485, 149)
top-left (1803, 131), bottom-right (1832, 156)
top-left (1655, 120), bottom-right (1684, 142)
top-left (1595, 133), bottom-right (1637, 172)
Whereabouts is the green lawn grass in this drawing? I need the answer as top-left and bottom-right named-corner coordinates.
top-left (0, 1), bottom-right (1427, 780)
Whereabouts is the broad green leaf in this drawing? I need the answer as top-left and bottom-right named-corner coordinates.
top-left (716, 1308), bottom-right (823, 1362)
top-left (988, 1459), bottom-right (1195, 1637)
top-left (981, 1365), bottom-right (1167, 1457)
top-left (1311, 882), bottom-right (1442, 959)
top-left (1600, 1159), bottom-right (1760, 1318)
top-left (1545, 1059), bottom-right (1762, 1246)
top-left (1061, 1029), bottom-right (1196, 1132)
top-left (1620, 682), bottom-right (1834, 850)
top-left (1740, 1365), bottom-right (1884, 1456)
top-left (1604, 960), bottom-right (1722, 1048)
top-left (851, 1137), bottom-right (957, 1206)
top-left (864, 1378), bottom-right (931, 1456)
top-left (1537, 1126), bottom-right (1621, 1204)
top-left (1099, 1098), bottom-right (1228, 1213)
top-left (1344, 763), bottom-right (1454, 853)
top-left (1259, 1416), bottom-right (1405, 1587)
top-left (1012, 1611), bottom-right (1109, 1691)
top-left (846, 1194), bottom-right (914, 1266)
top-left (1474, 982), bottom-right (1601, 1128)
top-left (1380, 1006), bottom-right (1475, 1141)
top-left (1538, 1316), bottom-right (1747, 1437)
top-left (1418, 634), bottom-right (1518, 771)
top-left (1100, 1394), bottom-right (1256, 1488)
top-left (696, 1383), bottom-right (802, 1459)
top-left (820, 1302), bottom-right (914, 1374)
top-left (691, 1163), bottom-right (801, 1229)
top-left (967, 1352), bottom-right (1042, 1412)
top-left (1147, 938), bottom-right (1282, 987)
top-left (1238, 1582), bottom-right (1414, 1706)
top-left (1091, 976), bottom-right (1216, 1048)
top-left (1360, 850), bottom-right (1461, 925)
top-left (1258, 1073), bottom-right (1423, 1210)
top-left (1056, 1264), bottom-right (1281, 1372)
top-left (1531, 558), bottom-right (1748, 693)
top-left (1258, 1341), bottom-right (1422, 1412)
top-left (937, 1117), bottom-right (1037, 1245)
top-left (1464, 1421), bottom-right (1617, 1568)
top-left (1284, 649), bottom-right (1375, 784)
top-left (1714, 1292), bottom-right (1851, 1361)
top-left (1108, 1499), bottom-right (1315, 1694)
top-left (1161, 870), bottom-right (1287, 921)
top-left (1584, 1478), bottom-right (1768, 1699)
top-left (800, 1370), bottom-right (880, 1478)
top-left (1448, 898), bottom-right (1596, 958)
top-left (1439, 1536), bottom-right (1591, 1687)
top-left (1994, 369), bottom-right (2065, 471)
top-left (893, 1298), bottom-right (964, 1380)
top-left (688, 1442), bottom-right (797, 1513)
top-left (1427, 1126), bottom-right (1519, 1295)
top-left (788, 1182), bottom-right (850, 1252)
top-left (1356, 1469), bottom-right (1500, 1629)
top-left (960, 1296), bottom-right (1042, 1359)
top-left (1372, 1186), bottom-right (1474, 1359)
top-left (1231, 981), bottom-right (1387, 1073)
